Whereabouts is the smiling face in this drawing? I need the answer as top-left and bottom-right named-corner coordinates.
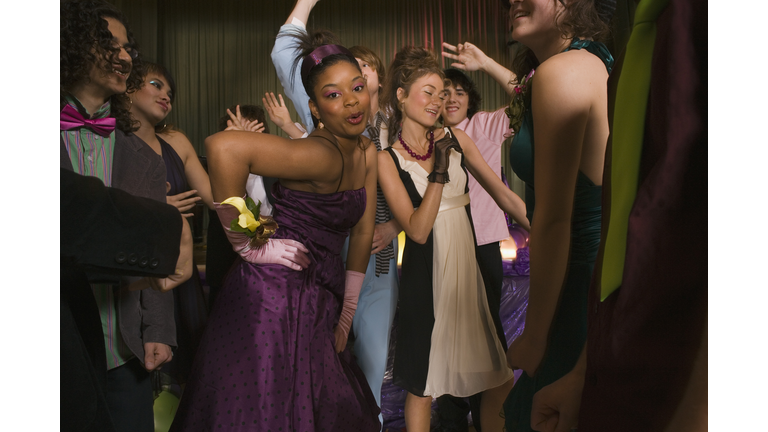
top-left (442, 84), bottom-right (470, 126)
top-left (397, 73), bottom-right (447, 128)
top-left (308, 61), bottom-right (371, 139)
top-left (130, 72), bottom-right (173, 125)
top-left (86, 17), bottom-right (133, 102)
top-left (509, 0), bottom-right (564, 46)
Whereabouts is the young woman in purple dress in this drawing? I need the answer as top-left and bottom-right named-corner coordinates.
top-left (169, 30), bottom-right (381, 431)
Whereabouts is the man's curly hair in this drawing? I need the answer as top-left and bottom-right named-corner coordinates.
top-left (61, 0), bottom-right (144, 133)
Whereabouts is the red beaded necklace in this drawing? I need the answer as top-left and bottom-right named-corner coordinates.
top-left (398, 130), bottom-right (434, 161)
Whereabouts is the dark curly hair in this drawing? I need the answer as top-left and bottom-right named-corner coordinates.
top-left (506, 0), bottom-right (610, 81)
top-left (217, 105), bottom-right (270, 134)
top-left (133, 62), bottom-right (179, 134)
top-left (61, 0), bottom-right (145, 134)
top-left (381, 46), bottom-right (447, 144)
top-left (444, 68), bottom-right (482, 120)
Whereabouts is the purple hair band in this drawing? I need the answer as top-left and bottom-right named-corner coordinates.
top-left (300, 44), bottom-right (355, 84)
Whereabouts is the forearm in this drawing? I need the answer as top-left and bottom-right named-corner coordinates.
top-left (285, 0), bottom-right (319, 25)
top-left (402, 183), bottom-right (443, 244)
top-left (186, 166), bottom-right (214, 210)
top-left (494, 186), bottom-right (530, 231)
top-left (139, 289), bottom-right (177, 346)
top-left (525, 217), bottom-right (572, 341)
top-left (272, 2), bottom-right (315, 131)
top-left (480, 57), bottom-right (517, 97)
top-left (346, 230), bottom-right (374, 273)
top-left (281, 121), bottom-right (307, 139)
top-left (384, 217), bottom-right (403, 235)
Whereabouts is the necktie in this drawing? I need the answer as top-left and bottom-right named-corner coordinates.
top-left (367, 113), bottom-right (395, 276)
top-left (60, 104), bottom-right (116, 137)
top-left (600, 0), bottom-right (669, 301)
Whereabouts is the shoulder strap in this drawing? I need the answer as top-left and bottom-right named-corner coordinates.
top-left (313, 132), bottom-right (345, 193)
top-left (566, 38), bottom-right (615, 74)
top-left (385, 147), bottom-right (423, 208)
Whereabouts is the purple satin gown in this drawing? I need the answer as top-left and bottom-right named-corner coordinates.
top-left (171, 182), bottom-right (381, 432)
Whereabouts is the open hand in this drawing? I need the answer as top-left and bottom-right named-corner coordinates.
top-left (263, 92), bottom-right (293, 129)
top-left (224, 105), bottom-right (265, 132)
top-left (167, 189), bottom-right (201, 216)
top-left (442, 42), bottom-right (490, 72)
top-left (371, 220), bottom-right (401, 255)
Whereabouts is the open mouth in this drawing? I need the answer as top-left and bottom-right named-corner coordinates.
top-left (513, 11), bottom-right (529, 20)
top-left (347, 112), bottom-right (364, 125)
top-left (445, 106), bottom-right (459, 113)
top-left (426, 108), bottom-right (439, 116)
top-left (112, 65), bottom-right (130, 79)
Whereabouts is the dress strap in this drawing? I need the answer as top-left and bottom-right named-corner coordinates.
top-left (566, 38), bottom-right (615, 74)
top-left (385, 146), bottom-right (423, 208)
top-left (312, 132), bottom-right (345, 193)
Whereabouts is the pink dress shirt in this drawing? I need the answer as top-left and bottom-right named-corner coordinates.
top-left (455, 107), bottom-right (514, 246)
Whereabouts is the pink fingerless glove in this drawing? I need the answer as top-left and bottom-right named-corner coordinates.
top-left (214, 201), bottom-right (310, 270)
top-left (336, 270), bottom-right (365, 339)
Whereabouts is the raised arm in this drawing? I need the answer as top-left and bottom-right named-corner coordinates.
top-left (160, 130), bottom-right (214, 209)
top-left (453, 128), bottom-right (530, 230)
top-left (205, 130), bottom-right (340, 202)
top-left (377, 151), bottom-right (444, 244)
top-left (442, 42), bottom-right (517, 97)
top-left (271, 0), bottom-right (321, 132)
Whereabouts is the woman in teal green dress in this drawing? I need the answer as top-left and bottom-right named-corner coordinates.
top-left (499, 0), bottom-right (615, 430)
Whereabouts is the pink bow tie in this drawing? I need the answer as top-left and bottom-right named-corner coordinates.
top-left (60, 104), bottom-right (116, 137)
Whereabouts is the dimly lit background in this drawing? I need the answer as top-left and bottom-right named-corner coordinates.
top-left (109, 0), bottom-right (635, 194)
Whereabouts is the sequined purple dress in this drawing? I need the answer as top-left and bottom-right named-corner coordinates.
top-left (171, 183), bottom-right (381, 432)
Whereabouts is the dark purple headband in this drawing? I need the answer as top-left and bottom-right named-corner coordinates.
top-left (300, 44), bottom-right (356, 84)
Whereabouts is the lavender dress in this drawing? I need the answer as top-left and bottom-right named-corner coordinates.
top-left (171, 182), bottom-right (381, 432)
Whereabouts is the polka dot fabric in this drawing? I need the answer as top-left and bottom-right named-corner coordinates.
top-left (171, 183), bottom-right (380, 431)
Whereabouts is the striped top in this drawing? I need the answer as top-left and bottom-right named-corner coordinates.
top-left (61, 95), bottom-right (116, 186)
top-left (61, 95), bottom-right (134, 369)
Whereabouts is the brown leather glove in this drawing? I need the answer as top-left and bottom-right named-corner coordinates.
top-left (428, 128), bottom-right (463, 184)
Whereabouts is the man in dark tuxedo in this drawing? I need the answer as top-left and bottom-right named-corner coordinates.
top-left (61, 169), bottom-right (193, 432)
top-left (60, 1), bottom-right (177, 430)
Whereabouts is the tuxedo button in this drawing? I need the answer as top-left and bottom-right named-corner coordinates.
top-left (139, 256), bottom-right (149, 268)
top-left (149, 258), bottom-right (159, 269)
top-left (128, 253), bottom-right (138, 265)
top-left (115, 252), bottom-right (127, 264)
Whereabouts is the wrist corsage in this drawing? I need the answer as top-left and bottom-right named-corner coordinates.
top-left (505, 68), bottom-right (535, 135)
top-left (221, 196), bottom-right (278, 247)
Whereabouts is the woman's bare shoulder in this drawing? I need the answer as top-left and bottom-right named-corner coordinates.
top-left (159, 130), bottom-right (196, 158)
top-left (537, 49), bottom-right (607, 86)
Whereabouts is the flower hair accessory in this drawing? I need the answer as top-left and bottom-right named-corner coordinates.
top-left (505, 68), bottom-right (535, 135)
top-left (221, 196), bottom-right (278, 247)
